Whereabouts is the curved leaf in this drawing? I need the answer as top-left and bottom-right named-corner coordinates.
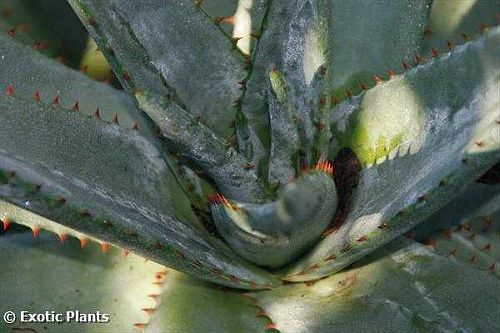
top-left (0, 0), bottom-right (87, 67)
top-left (283, 26), bottom-right (500, 280)
top-left (68, 0), bottom-right (246, 141)
top-left (0, 231), bottom-right (165, 333)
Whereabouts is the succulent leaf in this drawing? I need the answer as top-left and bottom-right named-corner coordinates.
top-left (211, 169), bottom-right (337, 268)
top-left (0, 231), bottom-right (167, 332)
top-left (0, 0), bottom-right (87, 67)
top-left (0, 39), bottom-right (277, 288)
top-left (0, 32), bottom-right (146, 130)
top-left (283, 26), bottom-right (500, 281)
top-left (67, 0), bottom-right (246, 141)
top-left (6, 231), bottom-right (497, 332)
top-left (250, 238), bottom-right (500, 333)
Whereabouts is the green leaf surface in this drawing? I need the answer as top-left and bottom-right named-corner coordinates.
top-left (0, 231), bottom-right (166, 333)
top-left (0, 92), bottom-right (277, 289)
top-left (2, 231), bottom-right (499, 332)
top-left (68, 0), bottom-right (246, 141)
top-left (250, 239), bottom-right (500, 333)
top-left (283, 26), bottom-right (500, 281)
top-left (0, 0), bottom-right (87, 67)
top-left (422, 0), bottom-right (500, 56)
top-left (410, 183), bottom-right (500, 276)
top-left (0, 33), bottom-right (146, 131)
top-left (328, 0), bottom-right (431, 95)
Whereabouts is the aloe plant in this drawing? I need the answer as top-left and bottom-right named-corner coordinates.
top-left (0, 0), bottom-right (499, 332)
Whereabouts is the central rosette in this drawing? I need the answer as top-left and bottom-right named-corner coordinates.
top-left (210, 162), bottom-right (338, 268)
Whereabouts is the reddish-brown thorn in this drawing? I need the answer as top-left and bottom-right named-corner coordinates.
top-left (479, 23), bottom-right (488, 32)
top-left (314, 160), bottom-right (334, 176)
top-left (88, 17), bottom-right (97, 26)
top-left (80, 210), bottom-right (91, 218)
top-left (33, 90), bottom-right (41, 102)
top-left (425, 238), bottom-right (437, 248)
top-left (152, 241), bottom-right (164, 249)
top-left (373, 75), bottom-right (383, 85)
top-left (483, 215), bottom-right (493, 227)
top-left (487, 262), bottom-right (496, 273)
top-left (357, 236), bottom-right (368, 242)
top-left (319, 95), bottom-right (327, 107)
top-left (442, 229), bottom-right (452, 239)
top-left (325, 254), bottom-right (337, 261)
top-left (388, 68), bottom-right (395, 79)
top-left (418, 195), bottom-right (427, 202)
top-left (79, 237), bottom-right (88, 248)
top-left (431, 48), bottom-right (439, 58)
top-left (112, 114), bottom-right (119, 124)
top-left (57, 197), bottom-right (67, 205)
top-left (123, 250), bottom-right (130, 257)
top-left (58, 233), bottom-right (68, 243)
top-left (331, 96), bottom-right (339, 105)
top-left (80, 65), bottom-right (88, 74)
top-left (132, 121), bottom-right (139, 130)
top-left (101, 243), bottom-right (111, 253)
top-left (360, 82), bottom-right (368, 90)
top-left (461, 33), bottom-right (471, 41)
top-left (424, 28), bottom-right (432, 35)
top-left (265, 323), bottom-right (278, 330)
top-left (448, 247), bottom-right (458, 256)
top-left (134, 323), bottom-right (147, 331)
top-left (475, 140), bottom-right (484, 147)
top-left (72, 101), bottom-right (80, 111)
top-left (215, 15), bottom-right (235, 25)
top-left (19, 23), bottom-right (31, 33)
top-left (468, 255), bottom-right (478, 264)
top-left (229, 275), bottom-right (239, 283)
top-left (6, 84), bottom-right (14, 96)
top-left (402, 61), bottom-right (411, 70)
top-left (481, 244), bottom-right (491, 251)
top-left (315, 122), bottom-right (325, 131)
top-left (32, 41), bottom-right (45, 50)
top-left (414, 55), bottom-right (424, 64)
top-left (439, 179), bottom-right (448, 187)
top-left (1, 217), bottom-right (11, 231)
top-left (447, 40), bottom-right (454, 50)
top-left (346, 89), bottom-right (352, 98)
top-left (32, 227), bottom-right (40, 238)
top-left (7, 28), bottom-right (15, 37)
top-left (93, 107), bottom-right (101, 119)
top-left (122, 72), bottom-right (131, 82)
top-left (142, 308), bottom-right (156, 316)
top-left (342, 244), bottom-right (352, 252)
top-left (52, 95), bottom-right (60, 106)
top-left (457, 223), bottom-right (472, 232)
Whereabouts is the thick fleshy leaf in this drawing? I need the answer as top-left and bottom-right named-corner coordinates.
top-left (409, 183), bottom-right (500, 276)
top-left (3, 233), bottom-right (499, 332)
top-left (283, 26), bottom-right (500, 280)
top-left (422, 0), bottom-right (500, 56)
top-left (0, 32), bottom-right (146, 130)
top-left (145, 271), bottom-right (268, 333)
top-left (239, 0), bottom-right (432, 170)
top-left (0, 94), bottom-right (277, 289)
top-left (0, 39), bottom-right (278, 287)
top-left (69, 0), bottom-right (266, 202)
top-left (68, 0), bottom-right (246, 141)
top-left (0, 0), bottom-right (87, 67)
top-left (327, 0), bottom-right (431, 95)
top-left (250, 239), bottom-right (500, 333)
top-left (0, 231), bottom-right (166, 333)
